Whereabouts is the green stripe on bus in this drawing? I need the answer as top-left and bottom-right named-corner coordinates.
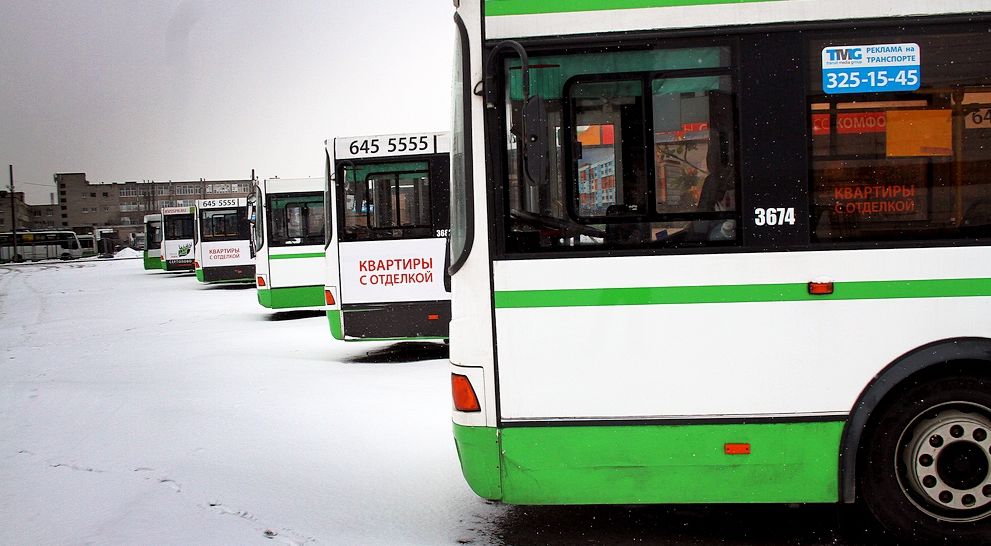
top-left (495, 278), bottom-right (991, 309)
top-left (454, 420), bottom-right (843, 504)
top-left (327, 310), bottom-right (344, 340)
top-left (486, 0), bottom-right (780, 16)
top-left (257, 285), bottom-right (325, 309)
top-left (143, 256), bottom-right (162, 270)
top-left (195, 268), bottom-right (205, 282)
top-left (269, 252), bottom-right (324, 260)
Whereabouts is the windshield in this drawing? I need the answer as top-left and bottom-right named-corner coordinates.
top-left (200, 208), bottom-right (249, 242)
top-left (268, 192), bottom-right (325, 246)
top-left (164, 215), bottom-right (194, 239)
top-left (341, 161), bottom-right (432, 241)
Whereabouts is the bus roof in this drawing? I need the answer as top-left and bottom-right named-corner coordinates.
top-left (484, 0), bottom-right (991, 39)
top-left (259, 177), bottom-right (324, 194)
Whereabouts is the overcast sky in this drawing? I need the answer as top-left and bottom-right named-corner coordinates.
top-left (1, 1), bottom-right (455, 203)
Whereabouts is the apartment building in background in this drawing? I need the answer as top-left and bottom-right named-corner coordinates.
top-left (0, 191), bottom-right (32, 232)
top-left (54, 173), bottom-right (252, 241)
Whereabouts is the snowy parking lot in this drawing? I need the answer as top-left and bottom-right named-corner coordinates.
top-left (0, 258), bottom-right (500, 545)
top-left (0, 259), bottom-right (862, 545)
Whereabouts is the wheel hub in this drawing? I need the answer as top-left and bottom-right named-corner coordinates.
top-left (902, 407), bottom-right (991, 518)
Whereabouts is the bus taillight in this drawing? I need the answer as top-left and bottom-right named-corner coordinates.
top-left (325, 290), bottom-right (336, 305)
top-left (428, 314), bottom-right (440, 320)
top-left (256, 276), bottom-right (266, 287)
top-left (451, 373), bottom-right (481, 412)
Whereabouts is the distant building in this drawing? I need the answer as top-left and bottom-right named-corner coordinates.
top-left (0, 190), bottom-right (32, 232)
top-left (28, 204), bottom-right (58, 230)
top-left (54, 173), bottom-right (252, 241)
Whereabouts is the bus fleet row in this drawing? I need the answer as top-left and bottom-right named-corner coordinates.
top-left (142, 133), bottom-right (451, 343)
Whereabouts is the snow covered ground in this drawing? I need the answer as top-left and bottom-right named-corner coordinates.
top-left (0, 258), bottom-right (502, 545)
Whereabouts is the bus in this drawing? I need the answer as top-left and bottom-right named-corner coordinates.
top-left (160, 206), bottom-right (195, 272)
top-left (448, 2), bottom-right (991, 543)
top-left (324, 132), bottom-right (451, 341)
top-left (0, 230), bottom-right (82, 262)
top-left (249, 178), bottom-right (325, 309)
top-left (143, 214), bottom-right (162, 270)
top-left (193, 198), bottom-right (254, 283)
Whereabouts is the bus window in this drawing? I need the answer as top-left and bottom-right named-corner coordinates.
top-left (342, 162), bottom-right (432, 241)
top-left (504, 48), bottom-right (735, 252)
top-left (165, 215), bottom-right (194, 239)
top-left (269, 193), bottom-right (324, 246)
top-left (249, 193), bottom-right (264, 252)
top-left (147, 222), bottom-right (162, 245)
top-left (201, 209), bottom-right (246, 241)
top-left (367, 171), bottom-right (432, 229)
top-left (809, 31), bottom-right (991, 242)
top-left (368, 174), bottom-right (397, 228)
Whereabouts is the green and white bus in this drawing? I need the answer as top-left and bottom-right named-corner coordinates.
top-left (0, 230), bottom-right (82, 262)
top-left (324, 132), bottom-right (451, 341)
top-left (160, 206), bottom-right (195, 272)
top-left (449, 1), bottom-right (991, 543)
top-left (249, 178), bottom-right (325, 309)
top-left (193, 198), bottom-right (254, 283)
top-left (143, 214), bottom-right (162, 270)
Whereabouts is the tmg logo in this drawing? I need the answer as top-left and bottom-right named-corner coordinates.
top-left (826, 48), bottom-right (863, 62)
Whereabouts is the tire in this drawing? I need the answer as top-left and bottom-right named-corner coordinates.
top-left (60, 253), bottom-right (71, 260)
top-left (859, 374), bottom-right (991, 545)
top-left (12, 254), bottom-right (23, 263)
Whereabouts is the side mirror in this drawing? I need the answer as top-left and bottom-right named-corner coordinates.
top-left (522, 95), bottom-right (549, 187)
top-left (443, 236), bottom-right (452, 292)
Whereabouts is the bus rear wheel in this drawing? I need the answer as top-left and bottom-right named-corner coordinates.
top-left (860, 374), bottom-right (991, 545)
top-left (12, 254), bottom-right (23, 263)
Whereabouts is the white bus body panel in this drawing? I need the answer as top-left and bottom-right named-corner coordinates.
top-left (450, 1), bottom-right (499, 427)
top-left (492, 246), bottom-right (991, 421)
top-left (269, 246), bottom-right (325, 288)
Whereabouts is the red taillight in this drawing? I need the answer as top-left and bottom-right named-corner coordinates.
top-left (724, 443), bottom-right (751, 455)
top-left (808, 281), bottom-right (834, 295)
top-left (256, 276), bottom-right (266, 287)
top-left (451, 373), bottom-right (481, 412)
top-left (193, 261), bottom-right (200, 269)
top-left (428, 314), bottom-right (440, 321)
top-left (325, 290), bottom-right (335, 305)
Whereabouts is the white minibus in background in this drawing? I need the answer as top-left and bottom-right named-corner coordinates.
top-left (160, 206), bottom-right (195, 272)
top-left (324, 132), bottom-right (451, 341)
top-left (0, 230), bottom-right (82, 262)
top-left (248, 178), bottom-right (325, 309)
top-left (193, 198), bottom-right (254, 283)
top-left (449, 2), bottom-right (991, 544)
